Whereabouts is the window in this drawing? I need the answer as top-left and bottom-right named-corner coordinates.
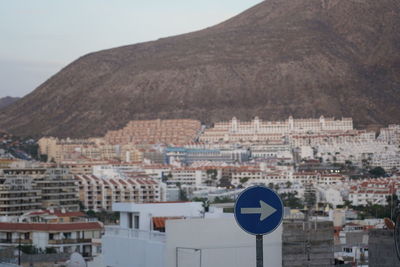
top-left (63, 232), bottom-right (71, 239)
top-left (49, 233), bottom-right (54, 240)
top-left (128, 213), bottom-right (133, 229)
top-left (134, 215), bottom-right (139, 229)
top-left (6, 232), bottom-right (11, 241)
top-left (343, 248), bottom-right (352, 253)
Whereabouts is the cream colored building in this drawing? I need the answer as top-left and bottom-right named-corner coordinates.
top-left (75, 175), bottom-right (162, 211)
top-left (38, 137), bottom-right (144, 163)
top-left (38, 137), bottom-right (98, 163)
top-left (378, 124), bottom-right (400, 144)
top-left (200, 116), bottom-right (353, 143)
top-left (104, 119), bottom-right (201, 145)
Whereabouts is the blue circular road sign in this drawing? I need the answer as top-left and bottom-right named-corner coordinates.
top-left (234, 186), bottom-right (284, 235)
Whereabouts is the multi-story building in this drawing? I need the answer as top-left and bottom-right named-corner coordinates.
top-left (164, 167), bottom-right (224, 187)
top-left (91, 164), bottom-right (146, 179)
top-left (231, 167), bottom-right (263, 185)
top-left (60, 160), bottom-right (108, 175)
top-left (143, 164), bottom-right (172, 181)
top-left (291, 172), bottom-right (345, 185)
top-left (38, 137), bottom-right (144, 164)
top-left (38, 137), bottom-right (98, 163)
top-left (378, 124), bottom-right (400, 144)
top-left (250, 143), bottom-right (292, 159)
top-left (316, 140), bottom-right (399, 167)
top-left (104, 119), bottom-right (201, 145)
top-left (200, 116), bottom-right (353, 143)
top-left (348, 178), bottom-right (400, 206)
top-left (0, 210), bottom-right (103, 258)
top-left (165, 147), bottom-right (235, 165)
top-left (36, 168), bottom-right (79, 211)
top-left (0, 168), bottom-right (79, 216)
top-left (371, 151), bottom-right (400, 171)
top-left (164, 168), bottom-right (202, 186)
top-left (230, 169), bottom-right (346, 187)
top-left (316, 186), bottom-right (344, 207)
top-left (75, 175), bottom-right (161, 211)
top-left (0, 175), bottom-right (42, 216)
top-left (102, 202), bottom-right (282, 267)
top-left (290, 130), bottom-right (376, 147)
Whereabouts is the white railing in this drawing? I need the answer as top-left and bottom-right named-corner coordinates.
top-left (104, 226), bottom-right (166, 243)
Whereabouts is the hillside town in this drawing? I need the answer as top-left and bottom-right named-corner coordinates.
top-left (3, 0), bottom-right (400, 265)
top-left (0, 116), bottom-right (399, 266)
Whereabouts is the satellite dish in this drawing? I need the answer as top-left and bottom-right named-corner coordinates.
top-left (66, 252), bottom-right (86, 267)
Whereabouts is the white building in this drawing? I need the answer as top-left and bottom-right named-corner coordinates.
top-left (378, 124), bottom-right (400, 144)
top-left (101, 202), bottom-right (282, 267)
top-left (231, 167), bottom-right (263, 185)
top-left (200, 116), bottom-right (354, 144)
top-left (317, 186), bottom-right (344, 207)
top-left (300, 146), bottom-right (314, 160)
top-left (0, 220), bottom-right (102, 258)
top-left (315, 140), bottom-right (399, 167)
top-left (166, 217), bottom-right (282, 267)
top-left (250, 143), bottom-right (293, 159)
top-left (348, 179), bottom-right (399, 206)
top-left (75, 175), bottom-right (162, 211)
top-left (371, 150), bottom-right (400, 171)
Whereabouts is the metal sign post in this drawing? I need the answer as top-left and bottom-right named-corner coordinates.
top-left (256, 234), bottom-right (263, 267)
top-left (234, 186), bottom-right (284, 267)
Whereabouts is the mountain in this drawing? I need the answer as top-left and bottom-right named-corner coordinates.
top-left (0, 97), bottom-right (20, 110)
top-left (1, 0), bottom-right (399, 138)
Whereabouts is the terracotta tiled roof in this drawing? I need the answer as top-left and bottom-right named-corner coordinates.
top-left (29, 210), bottom-right (86, 218)
top-left (53, 211), bottom-right (87, 217)
top-left (152, 216), bottom-right (183, 228)
top-left (0, 222), bottom-right (103, 232)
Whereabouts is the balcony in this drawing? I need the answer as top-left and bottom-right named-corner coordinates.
top-left (0, 239), bottom-right (32, 245)
top-left (48, 238), bottom-right (92, 245)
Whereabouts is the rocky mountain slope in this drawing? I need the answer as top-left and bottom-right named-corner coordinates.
top-left (1, 0), bottom-right (399, 137)
top-left (0, 97), bottom-right (20, 110)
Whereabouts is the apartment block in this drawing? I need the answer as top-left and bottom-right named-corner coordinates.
top-left (75, 175), bottom-right (161, 211)
top-left (36, 168), bottom-right (79, 211)
top-left (200, 116), bottom-right (353, 143)
top-left (378, 124), bottom-right (400, 145)
top-left (104, 119), bottom-right (201, 145)
top-left (0, 168), bottom-right (79, 216)
top-left (0, 210), bottom-right (103, 259)
top-left (348, 178), bottom-right (400, 206)
top-left (0, 175), bottom-right (42, 216)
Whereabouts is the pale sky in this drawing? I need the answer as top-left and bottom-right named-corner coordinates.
top-left (0, 0), bottom-right (262, 98)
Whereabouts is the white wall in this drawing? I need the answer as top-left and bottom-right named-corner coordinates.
top-left (115, 202), bottom-right (203, 231)
top-left (300, 146), bottom-right (314, 159)
top-left (166, 218), bottom-right (282, 267)
top-left (33, 232), bottom-right (48, 249)
top-left (102, 233), bottom-right (165, 267)
top-left (88, 254), bottom-right (105, 267)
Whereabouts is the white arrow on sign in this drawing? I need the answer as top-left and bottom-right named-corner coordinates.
top-left (240, 200), bottom-right (277, 221)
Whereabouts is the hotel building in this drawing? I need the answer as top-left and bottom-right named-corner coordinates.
top-left (75, 175), bottom-right (162, 211)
